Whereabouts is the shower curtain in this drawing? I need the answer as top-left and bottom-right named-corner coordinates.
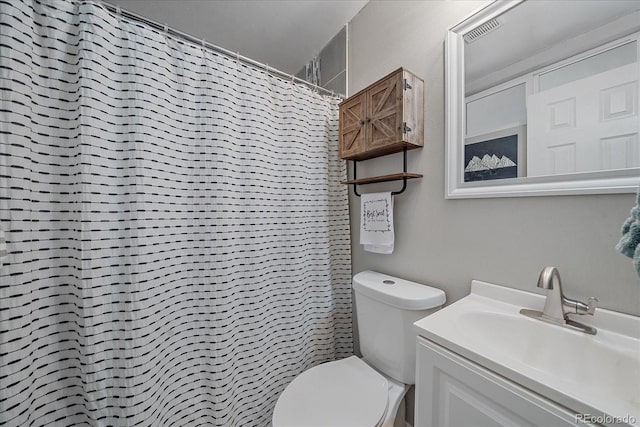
top-left (0, 1), bottom-right (352, 425)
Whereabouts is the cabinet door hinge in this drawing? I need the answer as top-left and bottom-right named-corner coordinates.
top-left (403, 79), bottom-right (412, 90)
top-left (403, 122), bottom-right (412, 133)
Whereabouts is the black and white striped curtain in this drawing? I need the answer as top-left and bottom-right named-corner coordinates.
top-left (0, 1), bottom-right (352, 425)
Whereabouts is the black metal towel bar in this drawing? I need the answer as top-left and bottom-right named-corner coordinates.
top-left (351, 148), bottom-right (408, 197)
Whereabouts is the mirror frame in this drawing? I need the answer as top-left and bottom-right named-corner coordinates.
top-left (445, 0), bottom-right (640, 199)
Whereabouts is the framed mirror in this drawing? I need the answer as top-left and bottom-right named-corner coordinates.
top-left (445, 0), bottom-right (640, 198)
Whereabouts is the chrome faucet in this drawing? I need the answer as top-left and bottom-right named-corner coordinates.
top-left (520, 266), bottom-right (598, 335)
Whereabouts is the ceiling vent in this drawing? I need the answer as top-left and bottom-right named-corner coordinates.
top-left (464, 18), bottom-right (501, 43)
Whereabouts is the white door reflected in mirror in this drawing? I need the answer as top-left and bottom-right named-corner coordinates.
top-left (446, 0), bottom-right (640, 198)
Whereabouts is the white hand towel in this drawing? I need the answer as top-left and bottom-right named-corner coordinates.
top-left (360, 192), bottom-right (394, 254)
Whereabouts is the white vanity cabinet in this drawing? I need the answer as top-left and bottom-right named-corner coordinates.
top-left (412, 280), bottom-right (639, 427)
top-left (415, 337), bottom-right (585, 427)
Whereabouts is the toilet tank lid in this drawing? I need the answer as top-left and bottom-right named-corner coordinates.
top-left (353, 271), bottom-right (446, 310)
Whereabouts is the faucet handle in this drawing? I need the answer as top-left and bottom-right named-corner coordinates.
top-left (566, 296), bottom-right (598, 316)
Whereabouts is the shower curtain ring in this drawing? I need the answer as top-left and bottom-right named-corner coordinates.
top-left (163, 23), bottom-right (169, 36)
top-left (115, 5), bottom-right (122, 20)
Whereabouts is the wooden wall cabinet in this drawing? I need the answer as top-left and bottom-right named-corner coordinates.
top-left (339, 68), bottom-right (424, 161)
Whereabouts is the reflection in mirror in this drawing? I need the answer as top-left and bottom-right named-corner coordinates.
top-left (446, 0), bottom-right (640, 198)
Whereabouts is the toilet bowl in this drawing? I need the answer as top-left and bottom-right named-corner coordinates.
top-left (272, 356), bottom-right (407, 427)
top-left (272, 271), bottom-right (446, 427)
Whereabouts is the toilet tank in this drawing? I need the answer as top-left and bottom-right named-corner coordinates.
top-left (353, 271), bottom-right (446, 385)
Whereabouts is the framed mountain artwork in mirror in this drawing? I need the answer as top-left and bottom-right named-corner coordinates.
top-left (445, 0), bottom-right (640, 198)
top-left (464, 125), bottom-right (526, 182)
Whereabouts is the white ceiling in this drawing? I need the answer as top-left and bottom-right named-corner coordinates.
top-left (113, 0), bottom-right (368, 75)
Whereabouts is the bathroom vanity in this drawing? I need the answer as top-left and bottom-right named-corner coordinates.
top-left (414, 281), bottom-right (640, 427)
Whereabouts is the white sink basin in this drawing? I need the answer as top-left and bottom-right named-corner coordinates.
top-left (414, 280), bottom-right (640, 426)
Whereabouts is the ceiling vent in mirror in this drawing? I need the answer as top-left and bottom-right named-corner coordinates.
top-left (464, 18), bottom-right (501, 43)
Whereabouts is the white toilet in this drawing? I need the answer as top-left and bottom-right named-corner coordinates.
top-left (272, 270), bottom-right (446, 427)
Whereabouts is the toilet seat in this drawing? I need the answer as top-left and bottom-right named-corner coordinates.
top-left (272, 356), bottom-right (389, 427)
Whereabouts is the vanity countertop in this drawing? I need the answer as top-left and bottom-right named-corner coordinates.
top-left (414, 280), bottom-right (640, 426)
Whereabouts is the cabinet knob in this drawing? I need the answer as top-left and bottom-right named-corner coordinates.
top-left (360, 120), bottom-right (365, 125)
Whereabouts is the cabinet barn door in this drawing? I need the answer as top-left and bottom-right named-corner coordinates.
top-left (367, 72), bottom-right (403, 153)
top-left (339, 93), bottom-right (366, 159)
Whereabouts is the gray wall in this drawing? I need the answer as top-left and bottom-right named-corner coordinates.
top-left (347, 1), bottom-right (640, 316)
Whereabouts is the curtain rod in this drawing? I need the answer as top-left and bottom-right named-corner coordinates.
top-left (90, 1), bottom-right (343, 99)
